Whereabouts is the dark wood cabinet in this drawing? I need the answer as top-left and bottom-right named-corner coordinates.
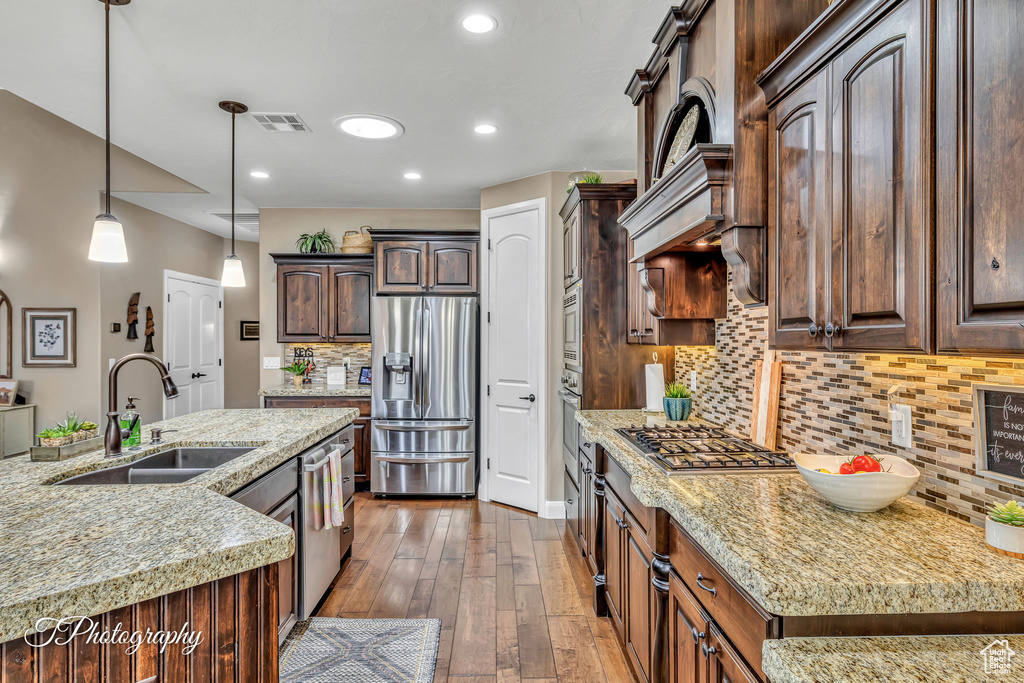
top-left (263, 396), bottom-right (371, 484)
top-left (706, 624), bottom-right (760, 683)
top-left (327, 263), bottom-right (372, 341)
top-left (760, 0), bottom-right (933, 354)
top-left (427, 241), bottom-right (478, 293)
top-left (768, 71), bottom-right (831, 351)
top-left (563, 204), bottom-right (581, 288)
top-left (272, 254), bottom-right (373, 343)
top-left (269, 494), bottom-right (299, 641)
top-left (669, 573), bottom-right (709, 683)
top-left (628, 251), bottom-right (725, 347)
top-left (373, 232), bottom-right (479, 294)
top-left (276, 263), bottom-right (329, 342)
top-left (625, 515), bottom-right (654, 681)
top-left (604, 486), bottom-right (627, 635)
top-left (937, 0), bottom-right (1024, 354)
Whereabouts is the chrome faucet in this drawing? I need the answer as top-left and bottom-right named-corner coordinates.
top-left (105, 353), bottom-right (179, 457)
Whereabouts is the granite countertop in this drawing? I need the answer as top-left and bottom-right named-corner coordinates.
top-left (0, 407), bottom-right (358, 642)
top-left (576, 409), bottom-right (1024, 617)
top-left (260, 382), bottom-right (371, 398)
top-left (763, 635), bottom-right (1024, 683)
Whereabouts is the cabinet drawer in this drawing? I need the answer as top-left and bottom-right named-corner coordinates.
top-left (339, 499), bottom-right (355, 559)
top-left (564, 469), bottom-right (580, 544)
top-left (340, 450), bottom-right (355, 503)
top-left (231, 458), bottom-right (299, 515)
top-left (669, 520), bottom-right (774, 677)
top-left (605, 455), bottom-right (650, 538)
top-left (579, 433), bottom-right (596, 463)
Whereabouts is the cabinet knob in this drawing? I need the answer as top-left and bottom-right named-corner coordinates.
top-left (824, 321), bottom-right (841, 338)
top-left (690, 627), bottom-right (705, 645)
top-left (341, 525), bottom-right (352, 534)
top-left (701, 642), bottom-right (717, 659)
top-left (808, 322), bottom-right (822, 338)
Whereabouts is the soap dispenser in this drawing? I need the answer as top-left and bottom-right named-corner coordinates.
top-left (120, 396), bottom-right (141, 447)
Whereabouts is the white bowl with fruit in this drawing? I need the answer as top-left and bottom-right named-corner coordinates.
top-left (793, 453), bottom-right (921, 513)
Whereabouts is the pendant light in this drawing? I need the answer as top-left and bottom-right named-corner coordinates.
top-left (88, 0), bottom-right (131, 263)
top-left (219, 101), bottom-right (248, 287)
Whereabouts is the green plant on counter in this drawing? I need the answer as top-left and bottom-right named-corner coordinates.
top-left (59, 412), bottom-right (84, 433)
top-left (37, 427), bottom-right (72, 439)
top-left (664, 382), bottom-right (692, 399)
top-left (80, 421), bottom-right (99, 431)
top-left (989, 500), bottom-right (1024, 527)
top-left (566, 172), bottom-right (605, 193)
top-left (282, 362), bottom-right (307, 376)
top-left (295, 229), bottom-right (335, 254)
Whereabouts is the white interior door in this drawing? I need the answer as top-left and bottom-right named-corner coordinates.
top-left (481, 199), bottom-right (546, 512)
top-left (163, 271), bottom-right (224, 418)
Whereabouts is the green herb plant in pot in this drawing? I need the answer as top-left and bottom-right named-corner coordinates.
top-left (663, 382), bottom-right (693, 421)
top-left (282, 362), bottom-right (307, 387)
top-left (295, 229), bottom-right (335, 254)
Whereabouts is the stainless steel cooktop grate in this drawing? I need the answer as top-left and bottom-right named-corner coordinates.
top-left (614, 424), bottom-right (795, 475)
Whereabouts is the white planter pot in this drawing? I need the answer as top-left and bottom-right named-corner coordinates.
top-left (986, 518), bottom-right (1024, 559)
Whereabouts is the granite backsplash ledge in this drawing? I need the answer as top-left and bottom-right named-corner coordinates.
top-left (673, 271), bottom-right (1024, 526)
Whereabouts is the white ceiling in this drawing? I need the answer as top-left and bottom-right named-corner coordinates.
top-left (0, 0), bottom-right (666, 238)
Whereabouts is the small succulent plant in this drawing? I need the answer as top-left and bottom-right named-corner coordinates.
top-left (80, 421), bottom-right (99, 431)
top-left (989, 500), bottom-right (1024, 527)
top-left (664, 382), bottom-right (692, 399)
top-left (37, 427), bottom-right (71, 439)
top-left (295, 229), bottom-right (335, 254)
top-left (59, 412), bottom-right (84, 433)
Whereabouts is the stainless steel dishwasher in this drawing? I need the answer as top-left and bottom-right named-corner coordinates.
top-left (299, 425), bottom-right (355, 620)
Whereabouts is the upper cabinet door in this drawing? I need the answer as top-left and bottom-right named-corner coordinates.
top-left (376, 240), bottom-right (428, 293)
top-left (829, 0), bottom-right (932, 353)
top-left (427, 241), bottom-right (478, 293)
top-left (277, 265), bottom-right (328, 342)
top-left (563, 207), bottom-right (581, 288)
top-left (937, 0), bottom-right (1024, 354)
top-left (328, 263), bottom-right (372, 341)
top-left (768, 71), bottom-right (831, 350)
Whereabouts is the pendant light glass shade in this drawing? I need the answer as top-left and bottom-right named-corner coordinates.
top-left (221, 254), bottom-right (246, 287)
top-left (88, 214), bottom-right (128, 262)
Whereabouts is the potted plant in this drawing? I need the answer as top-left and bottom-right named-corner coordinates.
top-left (295, 229), bottom-right (335, 254)
top-left (60, 413), bottom-right (88, 442)
top-left (282, 362), bottom-right (307, 387)
top-left (663, 382), bottom-right (693, 421)
top-left (566, 171), bottom-right (604, 194)
top-left (37, 427), bottom-right (73, 448)
top-left (78, 421), bottom-right (100, 441)
top-left (986, 500), bottom-right (1024, 559)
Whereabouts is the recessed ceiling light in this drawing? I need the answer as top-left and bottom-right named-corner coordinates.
top-left (250, 171), bottom-right (270, 179)
top-left (333, 114), bottom-right (405, 140)
top-left (462, 14), bottom-right (497, 33)
top-left (404, 172), bottom-right (422, 180)
top-left (474, 123), bottom-right (498, 135)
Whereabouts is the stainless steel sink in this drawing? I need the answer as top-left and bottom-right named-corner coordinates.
top-left (54, 446), bottom-right (255, 486)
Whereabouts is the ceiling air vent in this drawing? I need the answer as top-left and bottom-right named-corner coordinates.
top-left (210, 213), bottom-right (260, 232)
top-left (249, 112), bottom-right (311, 133)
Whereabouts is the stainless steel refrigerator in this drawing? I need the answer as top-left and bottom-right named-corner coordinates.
top-left (371, 296), bottom-right (478, 496)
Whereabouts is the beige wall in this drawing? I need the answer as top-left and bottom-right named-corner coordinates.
top-left (257, 207), bottom-right (480, 389)
top-left (0, 91), bottom-right (246, 430)
top-left (98, 197), bottom-right (225, 420)
top-left (480, 171), bottom-right (634, 504)
top-left (223, 240), bottom-right (261, 408)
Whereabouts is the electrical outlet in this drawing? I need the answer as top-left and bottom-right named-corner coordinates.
top-left (889, 403), bottom-right (912, 448)
top-left (689, 370), bottom-right (698, 394)
top-left (263, 357), bottom-right (281, 370)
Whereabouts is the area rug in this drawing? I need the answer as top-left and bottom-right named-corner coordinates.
top-left (280, 618), bottom-right (441, 683)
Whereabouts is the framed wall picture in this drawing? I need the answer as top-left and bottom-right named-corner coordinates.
top-left (0, 379), bottom-right (17, 407)
top-left (974, 384), bottom-right (1024, 486)
top-left (240, 320), bottom-right (260, 341)
top-left (22, 308), bottom-right (77, 367)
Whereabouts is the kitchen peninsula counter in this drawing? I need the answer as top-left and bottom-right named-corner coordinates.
top-left (0, 407), bottom-right (358, 643)
top-left (259, 382), bottom-right (371, 398)
top-left (576, 409), bottom-right (1024, 618)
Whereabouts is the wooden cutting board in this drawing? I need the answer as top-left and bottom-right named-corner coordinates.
top-left (750, 356), bottom-right (782, 450)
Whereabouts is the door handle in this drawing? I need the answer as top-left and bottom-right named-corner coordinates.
top-left (519, 394), bottom-right (536, 402)
top-left (191, 372), bottom-right (207, 379)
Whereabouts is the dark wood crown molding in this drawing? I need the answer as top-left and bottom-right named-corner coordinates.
top-left (560, 182), bottom-right (638, 220)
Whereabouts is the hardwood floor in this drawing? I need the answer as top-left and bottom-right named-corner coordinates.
top-left (316, 492), bottom-right (638, 682)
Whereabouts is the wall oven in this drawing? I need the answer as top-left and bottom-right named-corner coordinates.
top-left (563, 288), bottom-right (582, 372)
top-left (560, 386), bottom-right (580, 485)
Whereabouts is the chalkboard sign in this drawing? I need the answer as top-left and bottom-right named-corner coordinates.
top-left (974, 384), bottom-right (1024, 485)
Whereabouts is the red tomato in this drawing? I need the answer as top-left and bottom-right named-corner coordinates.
top-left (851, 455), bottom-right (882, 473)
top-left (839, 462), bottom-right (855, 475)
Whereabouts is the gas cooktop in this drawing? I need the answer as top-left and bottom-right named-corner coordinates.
top-left (614, 424), bottom-right (795, 476)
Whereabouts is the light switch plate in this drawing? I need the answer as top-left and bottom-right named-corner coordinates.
top-left (263, 357), bottom-right (281, 370)
top-left (890, 404), bottom-right (912, 448)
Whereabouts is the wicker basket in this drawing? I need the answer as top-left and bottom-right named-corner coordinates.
top-left (341, 226), bottom-right (373, 254)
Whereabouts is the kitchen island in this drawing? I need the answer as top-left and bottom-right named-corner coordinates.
top-left (574, 409), bottom-right (1024, 683)
top-left (0, 407), bottom-right (357, 681)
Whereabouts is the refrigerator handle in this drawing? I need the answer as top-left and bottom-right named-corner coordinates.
top-left (418, 298), bottom-right (430, 417)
